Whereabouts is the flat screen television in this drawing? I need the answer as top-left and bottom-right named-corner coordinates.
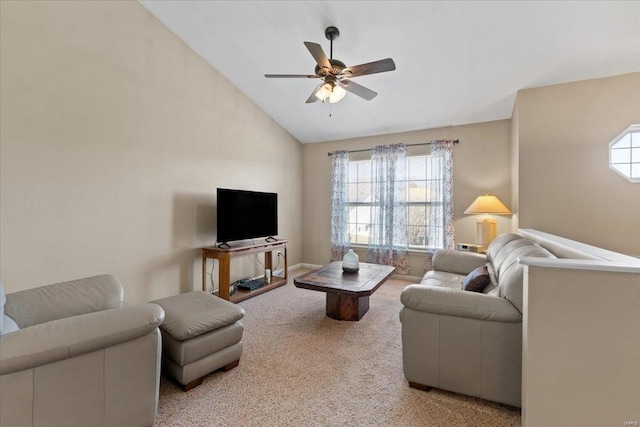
top-left (216, 188), bottom-right (278, 245)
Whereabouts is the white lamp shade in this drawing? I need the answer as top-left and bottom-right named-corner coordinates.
top-left (464, 194), bottom-right (511, 250)
top-left (464, 194), bottom-right (512, 215)
top-left (329, 85), bottom-right (346, 103)
top-left (314, 82), bottom-right (346, 103)
top-left (314, 83), bottom-right (332, 101)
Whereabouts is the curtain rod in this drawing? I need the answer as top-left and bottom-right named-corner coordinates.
top-left (327, 140), bottom-right (459, 156)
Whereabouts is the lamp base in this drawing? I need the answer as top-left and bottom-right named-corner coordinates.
top-left (476, 215), bottom-right (497, 250)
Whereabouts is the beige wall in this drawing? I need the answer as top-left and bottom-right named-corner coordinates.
top-left (510, 98), bottom-right (520, 231)
top-left (302, 120), bottom-right (512, 277)
top-left (517, 72), bottom-right (640, 256)
top-left (0, 1), bottom-right (303, 303)
top-left (523, 265), bottom-right (640, 426)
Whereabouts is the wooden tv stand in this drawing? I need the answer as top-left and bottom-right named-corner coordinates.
top-left (202, 239), bottom-right (287, 303)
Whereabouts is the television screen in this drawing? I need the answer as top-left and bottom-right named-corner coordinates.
top-left (216, 188), bottom-right (278, 243)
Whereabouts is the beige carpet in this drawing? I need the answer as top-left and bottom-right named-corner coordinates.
top-left (156, 269), bottom-right (521, 426)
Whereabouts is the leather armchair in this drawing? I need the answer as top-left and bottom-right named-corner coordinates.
top-left (0, 275), bottom-right (165, 427)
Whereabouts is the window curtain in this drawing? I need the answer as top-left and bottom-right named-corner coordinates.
top-left (367, 143), bottom-right (410, 274)
top-left (330, 150), bottom-right (350, 261)
top-left (424, 139), bottom-right (455, 271)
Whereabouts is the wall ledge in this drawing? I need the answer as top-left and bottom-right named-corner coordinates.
top-left (520, 257), bottom-right (640, 273)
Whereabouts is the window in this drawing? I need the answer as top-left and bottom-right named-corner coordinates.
top-left (347, 155), bottom-right (441, 249)
top-left (609, 124), bottom-right (640, 183)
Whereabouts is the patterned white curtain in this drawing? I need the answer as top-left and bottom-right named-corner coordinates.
top-left (424, 140), bottom-right (455, 271)
top-left (330, 150), bottom-right (350, 261)
top-left (367, 144), bottom-right (410, 274)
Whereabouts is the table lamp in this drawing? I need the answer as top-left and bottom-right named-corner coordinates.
top-left (464, 194), bottom-right (512, 250)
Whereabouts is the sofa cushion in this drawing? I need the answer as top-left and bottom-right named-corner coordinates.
top-left (486, 233), bottom-right (523, 264)
top-left (498, 244), bottom-right (556, 313)
top-left (486, 263), bottom-right (498, 288)
top-left (492, 238), bottom-right (536, 277)
top-left (462, 265), bottom-right (491, 293)
top-left (420, 271), bottom-right (465, 289)
top-left (152, 291), bottom-right (245, 341)
top-left (431, 250), bottom-right (487, 275)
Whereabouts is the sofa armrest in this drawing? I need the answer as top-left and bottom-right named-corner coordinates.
top-left (5, 274), bottom-right (124, 328)
top-left (400, 285), bottom-right (521, 323)
top-left (0, 304), bottom-right (164, 375)
top-left (432, 250), bottom-right (487, 275)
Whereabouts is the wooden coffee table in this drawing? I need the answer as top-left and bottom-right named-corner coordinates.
top-left (294, 261), bottom-right (395, 321)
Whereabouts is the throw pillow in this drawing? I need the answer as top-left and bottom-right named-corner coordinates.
top-left (462, 265), bottom-right (491, 293)
top-left (0, 282), bottom-right (20, 335)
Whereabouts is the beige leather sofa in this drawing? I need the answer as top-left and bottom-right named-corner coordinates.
top-left (399, 233), bottom-right (555, 407)
top-left (0, 275), bottom-right (165, 427)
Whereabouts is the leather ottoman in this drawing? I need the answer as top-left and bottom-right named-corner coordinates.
top-left (151, 291), bottom-right (244, 391)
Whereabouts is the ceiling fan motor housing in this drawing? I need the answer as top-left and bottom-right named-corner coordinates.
top-left (314, 59), bottom-right (346, 76)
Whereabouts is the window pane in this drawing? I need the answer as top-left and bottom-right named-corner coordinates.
top-left (355, 224), bottom-right (370, 244)
top-left (632, 163), bottom-right (640, 179)
top-left (348, 162), bottom-right (358, 182)
top-left (408, 156), bottom-right (427, 180)
top-left (632, 132), bottom-right (640, 148)
top-left (612, 133), bottom-right (632, 148)
top-left (357, 183), bottom-right (371, 202)
top-left (348, 183), bottom-right (358, 202)
top-left (426, 185), bottom-right (443, 203)
top-left (357, 161), bottom-right (371, 182)
top-left (356, 205), bottom-right (371, 225)
top-left (612, 163), bottom-right (631, 177)
top-left (408, 205), bottom-right (426, 226)
top-left (348, 223), bottom-right (358, 243)
top-left (632, 148), bottom-right (640, 162)
top-left (407, 181), bottom-right (427, 202)
top-left (611, 148), bottom-right (631, 164)
top-left (408, 226), bottom-right (426, 247)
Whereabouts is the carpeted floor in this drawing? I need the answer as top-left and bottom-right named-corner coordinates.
top-left (156, 269), bottom-right (521, 426)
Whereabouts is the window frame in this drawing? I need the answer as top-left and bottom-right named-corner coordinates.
top-left (609, 124), bottom-right (640, 183)
top-left (346, 155), bottom-right (444, 251)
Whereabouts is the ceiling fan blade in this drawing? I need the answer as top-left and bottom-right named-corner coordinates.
top-left (338, 79), bottom-right (377, 101)
top-left (343, 58), bottom-right (396, 78)
top-left (304, 42), bottom-right (331, 71)
top-left (305, 83), bottom-right (324, 103)
top-left (265, 74), bottom-right (319, 78)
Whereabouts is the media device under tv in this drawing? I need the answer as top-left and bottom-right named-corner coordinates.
top-left (216, 188), bottom-right (278, 247)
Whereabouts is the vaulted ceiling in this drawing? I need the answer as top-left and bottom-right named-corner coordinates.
top-left (139, 1), bottom-right (640, 143)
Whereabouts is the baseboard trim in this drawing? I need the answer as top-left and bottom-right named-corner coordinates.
top-left (300, 263), bottom-right (323, 269)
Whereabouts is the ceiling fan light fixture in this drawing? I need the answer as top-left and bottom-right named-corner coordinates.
top-left (329, 84), bottom-right (346, 103)
top-left (315, 82), bottom-right (346, 103)
top-left (315, 83), bottom-right (332, 101)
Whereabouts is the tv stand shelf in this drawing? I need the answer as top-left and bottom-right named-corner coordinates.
top-left (202, 239), bottom-right (288, 303)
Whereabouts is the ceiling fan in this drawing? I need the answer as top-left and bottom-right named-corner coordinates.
top-left (265, 26), bottom-right (396, 104)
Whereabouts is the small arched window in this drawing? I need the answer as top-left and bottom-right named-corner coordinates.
top-left (609, 124), bottom-right (640, 183)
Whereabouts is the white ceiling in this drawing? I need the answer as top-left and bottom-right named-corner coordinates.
top-left (139, 1), bottom-right (640, 144)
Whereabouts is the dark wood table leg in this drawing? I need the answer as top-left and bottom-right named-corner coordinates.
top-left (326, 293), bottom-right (370, 321)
